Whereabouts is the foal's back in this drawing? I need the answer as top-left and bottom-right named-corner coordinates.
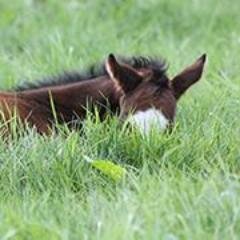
top-left (0, 91), bottom-right (51, 134)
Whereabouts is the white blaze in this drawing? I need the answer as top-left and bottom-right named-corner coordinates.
top-left (128, 108), bottom-right (169, 134)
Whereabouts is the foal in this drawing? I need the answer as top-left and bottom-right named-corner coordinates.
top-left (0, 53), bottom-right (206, 135)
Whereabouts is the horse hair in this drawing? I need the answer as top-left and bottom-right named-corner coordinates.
top-left (14, 56), bottom-right (167, 91)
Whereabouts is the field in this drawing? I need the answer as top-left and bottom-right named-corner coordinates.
top-left (0, 0), bottom-right (240, 239)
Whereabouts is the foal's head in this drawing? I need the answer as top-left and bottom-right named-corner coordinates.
top-left (105, 53), bottom-right (206, 134)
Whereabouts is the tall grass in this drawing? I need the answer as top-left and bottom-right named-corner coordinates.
top-left (0, 0), bottom-right (240, 239)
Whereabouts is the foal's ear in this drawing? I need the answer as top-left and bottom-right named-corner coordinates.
top-left (105, 54), bottom-right (143, 93)
top-left (171, 54), bottom-right (207, 100)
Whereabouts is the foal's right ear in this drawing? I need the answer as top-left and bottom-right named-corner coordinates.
top-left (171, 54), bottom-right (207, 100)
top-left (105, 54), bottom-right (143, 93)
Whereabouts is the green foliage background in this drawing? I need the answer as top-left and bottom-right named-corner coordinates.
top-left (0, 0), bottom-right (240, 239)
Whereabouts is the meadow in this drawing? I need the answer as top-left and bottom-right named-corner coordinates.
top-left (0, 0), bottom-right (240, 239)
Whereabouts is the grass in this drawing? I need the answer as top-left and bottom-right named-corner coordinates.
top-left (0, 0), bottom-right (240, 239)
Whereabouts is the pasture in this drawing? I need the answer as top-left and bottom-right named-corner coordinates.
top-left (0, 0), bottom-right (240, 239)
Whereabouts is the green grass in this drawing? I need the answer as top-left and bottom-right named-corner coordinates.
top-left (0, 0), bottom-right (240, 239)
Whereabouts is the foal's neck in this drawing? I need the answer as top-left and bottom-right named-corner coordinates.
top-left (20, 76), bottom-right (121, 121)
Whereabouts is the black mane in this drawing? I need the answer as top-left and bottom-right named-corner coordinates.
top-left (15, 56), bottom-right (167, 91)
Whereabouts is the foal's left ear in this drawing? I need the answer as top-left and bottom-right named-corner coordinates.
top-left (171, 54), bottom-right (207, 100)
top-left (105, 54), bottom-right (143, 93)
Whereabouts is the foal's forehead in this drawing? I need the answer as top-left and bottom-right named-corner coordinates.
top-left (123, 79), bottom-right (170, 105)
top-left (136, 75), bottom-right (170, 92)
top-left (123, 83), bottom-right (176, 120)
